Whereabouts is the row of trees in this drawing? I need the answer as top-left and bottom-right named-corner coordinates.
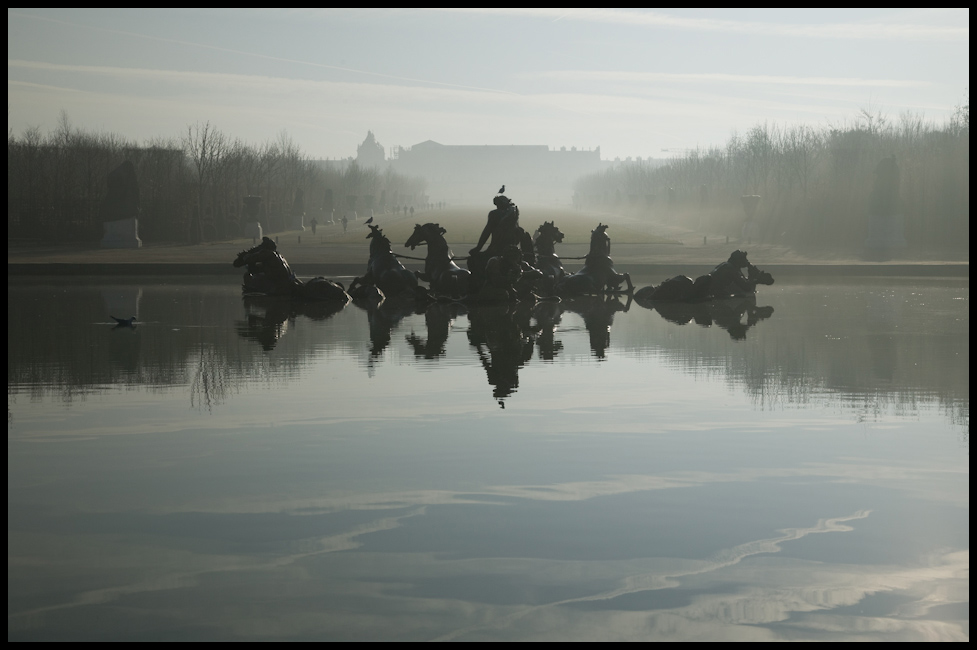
top-left (7, 114), bottom-right (428, 243)
top-left (574, 104), bottom-right (969, 253)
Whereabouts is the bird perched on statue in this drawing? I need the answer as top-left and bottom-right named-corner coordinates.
top-left (365, 216), bottom-right (374, 225)
top-left (498, 185), bottom-right (505, 194)
top-left (111, 316), bottom-right (136, 327)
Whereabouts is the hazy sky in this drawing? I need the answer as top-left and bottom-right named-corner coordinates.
top-left (7, 8), bottom-right (969, 160)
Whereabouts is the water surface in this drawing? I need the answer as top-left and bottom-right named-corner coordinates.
top-left (7, 276), bottom-right (969, 641)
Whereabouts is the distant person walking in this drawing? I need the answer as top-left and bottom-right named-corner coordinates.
top-left (409, 206), bottom-right (414, 217)
top-left (310, 217), bottom-right (318, 235)
top-left (342, 214), bottom-right (348, 233)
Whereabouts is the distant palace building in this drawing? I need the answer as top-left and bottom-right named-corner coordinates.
top-left (389, 140), bottom-right (600, 205)
top-left (356, 131), bottom-right (386, 168)
top-left (315, 131), bottom-right (664, 205)
top-left (317, 133), bottom-right (610, 205)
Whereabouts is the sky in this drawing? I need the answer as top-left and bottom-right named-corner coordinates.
top-left (7, 8), bottom-right (970, 161)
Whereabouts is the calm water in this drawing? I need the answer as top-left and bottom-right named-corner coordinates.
top-left (8, 276), bottom-right (969, 641)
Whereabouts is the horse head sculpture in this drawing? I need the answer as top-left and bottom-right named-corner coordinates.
top-left (405, 223), bottom-right (447, 250)
top-left (404, 223), bottom-right (470, 299)
top-left (556, 223), bottom-right (632, 296)
top-left (349, 224), bottom-right (419, 298)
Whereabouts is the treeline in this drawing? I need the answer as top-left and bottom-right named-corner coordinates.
top-left (7, 115), bottom-right (427, 243)
top-left (574, 105), bottom-right (969, 253)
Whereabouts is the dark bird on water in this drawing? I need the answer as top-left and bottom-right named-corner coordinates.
top-left (365, 216), bottom-right (374, 225)
top-left (111, 316), bottom-right (136, 327)
top-left (498, 185), bottom-right (505, 194)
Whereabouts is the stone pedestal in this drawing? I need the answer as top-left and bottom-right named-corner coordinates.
top-left (101, 217), bottom-right (142, 249)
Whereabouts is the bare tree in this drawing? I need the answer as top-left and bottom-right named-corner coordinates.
top-left (184, 121), bottom-right (228, 242)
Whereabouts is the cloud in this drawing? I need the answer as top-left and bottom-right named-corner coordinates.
top-left (528, 71), bottom-right (930, 88)
top-left (433, 8), bottom-right (969, 41)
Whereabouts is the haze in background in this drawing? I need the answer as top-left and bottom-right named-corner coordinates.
top-left (7, 8), bottom-right (968, 161)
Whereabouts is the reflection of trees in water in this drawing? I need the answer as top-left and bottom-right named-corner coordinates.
top-left (189, 344), bottom-right (231, 410)
top-left (8, 281), bottom-right (969, 428)
top-left (630, 281), bottom-right (968, 428)
top-left (7, 282), bottom-right (346, 404)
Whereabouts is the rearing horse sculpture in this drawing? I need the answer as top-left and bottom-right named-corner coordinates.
top-left (349, 224), bottom-right (419, 298)
top-left (533, 221), bottom-right (566, 295)
top-left (556, 223), bottom-right (633, 296)
top-left (404, 223), bottom-right (471, 299)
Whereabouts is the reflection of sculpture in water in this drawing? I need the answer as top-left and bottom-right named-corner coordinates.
top-left (235, 296), bottom-right (293, 351)
top-left (556, 223), bottom-right (633, 296)
top-left (235, 295), bottom-right (348, 351)
top-left (467, 302), bottom-right (537, 407)
top-left (645, 295), bottom-right (774, 340)
top-left (233, 237), bottom-right (350, 302)
top-left (634, 250), bottom-right (773, 303)
top-left (561, 294), bottom-right (631, 359)
top-left (531, 300), bottom-right (565, 361)
top-left (355, 296), bottom-right (426, 359)
top-left (405, 302), bottom-right (466, 360)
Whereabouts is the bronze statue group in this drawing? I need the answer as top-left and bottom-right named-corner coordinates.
top-left (233, 191), bottom-right (776, 404)
top-left (233, 190), bottom-right (773, 307)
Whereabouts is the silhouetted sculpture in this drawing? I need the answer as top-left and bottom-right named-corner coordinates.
top-left (740, 195), bottom-right (761, 244)
top-left (533, 221), bottom-right (566, 295)
top-left (102, 161), bottom-right (139, 223)
top-left (556, 223), bottom-right (633, 296)
top-left (478, 244), bottom-right (543, 303)
top-left (864, 154), bottom-right (906, 259)
top-left (468, 195), bottom-right (535, 290)
top-left (404, 223), bottom-right (471, 299)
top-left (100, 160), bottom-right (142, 248)
top-left (634, 250), bottom-right (773, 303)
top-left (233, 237), bottom-right (350, 302)
top-left (349, 224), bottom-right (421, 299)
